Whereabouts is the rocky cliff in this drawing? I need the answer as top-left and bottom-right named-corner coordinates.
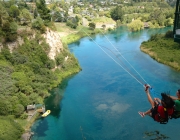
top-left (0, 28), bottom-right (63, 60)
top-left (43, 28), bottom-right (63, 60)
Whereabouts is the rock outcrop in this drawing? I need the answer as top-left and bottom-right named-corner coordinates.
top-left (43, 28), bottom-right (63, 60)
top-left (0, 28), bottom-right (63, 60)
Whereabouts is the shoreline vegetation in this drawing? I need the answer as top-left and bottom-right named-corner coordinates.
top-left (140, 31), bottom-right (180, 71)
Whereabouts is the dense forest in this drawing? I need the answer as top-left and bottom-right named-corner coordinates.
top-left (0, 0), bottom-right (178, 139)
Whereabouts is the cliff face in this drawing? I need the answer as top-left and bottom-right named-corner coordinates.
top-left (0, 28), bottom-right (63, 60)
top-left (43, 28), bottom-right (63, 60)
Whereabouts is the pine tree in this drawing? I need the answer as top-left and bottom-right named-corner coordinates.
top-left (36, 0), bottom-right (51, 24)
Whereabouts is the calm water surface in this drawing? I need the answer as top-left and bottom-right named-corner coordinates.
top-left (31, 26), bottom-right (180, 140)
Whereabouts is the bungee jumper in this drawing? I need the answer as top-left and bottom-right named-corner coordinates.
top-left (138, 84), bottom-right (175, 124)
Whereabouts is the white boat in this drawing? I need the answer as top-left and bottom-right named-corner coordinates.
top-left (42, 110), bottom-right (51, 117)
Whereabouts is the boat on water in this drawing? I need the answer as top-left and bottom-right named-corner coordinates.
top-left (42, 110), bottom-right (51, 117)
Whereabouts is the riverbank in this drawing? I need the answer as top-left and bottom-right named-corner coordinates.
top-left (140, 32), bottom-right (180, 71)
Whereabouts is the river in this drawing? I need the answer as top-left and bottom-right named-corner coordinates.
top-left (31, 26), bottom-right (180, 140)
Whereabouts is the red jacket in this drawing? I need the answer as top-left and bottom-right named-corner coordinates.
top-left (154, 106), bottom-right (173, 122)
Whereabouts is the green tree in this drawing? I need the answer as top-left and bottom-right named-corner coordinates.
top-left (0, 64), bottom-right (15, 96)
top-left (149, 9), bottom-right (165, 26)
top-left (0, 4), bottom-right (9, 27)
top-left (17, 92), bottom-right (30, 107)
top-left (18, 8), bottom-right (32, 26)
top-left (46, 59), bottom-right (55, 69)
top-left (66, 19), bottom-right (78, 29)
top-left (127, 19), bottom-right (144, 31)
top-left (36, 0), bottom-right (51, 24)
top-left (165, 18), bottom-right (173, 26)
top-left (110, 6), bottom-right (124, 21)
top-left (1, 47), bottom-right (12, 61)
top-left (32, 17), bottom-right (46, 33)
top-left (102, 24), bottom-right (106, 30)
top-left (17, 0), bottom-right (29, 10)
top-left (14, 104), bottom-right (24, 117)
top-left (10, 96), bottom-right (19, 107)
top-left (55, 53), bottom-right (64, 66)
top-left (11, 52), bottom-right (28, 65)
top-left (9, 5), bottom-right (20, 19)
top-left (9, 21), bottom-right (18, 34)
top-left (73, 6), bottom-right (81, 14)
top-left (34, 8), bottom-right (38, 18)
top-left (0, 99), bottom-right (12, 115)
top-left (157, 13), bottom-right (166, 26)
top-left (1, 20), bottom-right (17, 42)
top-left (53, 11), bottom-right (63, 22)
top-left (88, 22), bottom-right (96, 30)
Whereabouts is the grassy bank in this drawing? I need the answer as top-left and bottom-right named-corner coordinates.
top-left (140, 32), bottom-right (180, 71)
top-left (62, 26), bottom-right (104, 44)
top-left (55, 23), bottom-right (110, 45)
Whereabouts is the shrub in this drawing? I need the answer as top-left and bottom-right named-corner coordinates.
top-left (127, 19), bottom-right (144, 31)
top-left (32, 17), bottom-right (46, 33)
top-left (88, 22), bottom-right (96, 30)
top-left (20, 112), bottom-right (28, 119)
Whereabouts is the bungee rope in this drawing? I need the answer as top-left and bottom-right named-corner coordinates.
top-left (101, 44), bottom-right (146, 85)
top-left (98, 29), bottom-right (149, 84)
top-left (80, 28), bottom-right (145, 86)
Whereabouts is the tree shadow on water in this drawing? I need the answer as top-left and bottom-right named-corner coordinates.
top-left (44, 76), bottom-right (75, 118)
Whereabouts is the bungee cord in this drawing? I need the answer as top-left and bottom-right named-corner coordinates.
top-left (98, 29), bottom-right (149, 85)
top-left (80, 28), bottom-right (145, 86)
top-left (100, 44), bottom-right (145, 85)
